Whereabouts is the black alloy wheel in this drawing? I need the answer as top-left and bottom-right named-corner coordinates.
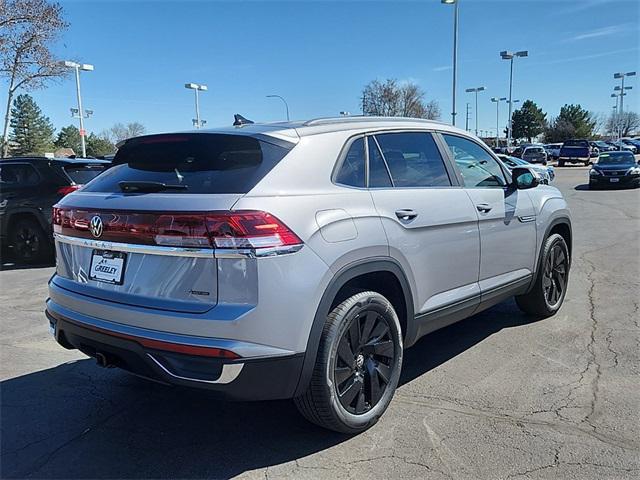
top-left (543, 243), bottom-right (568, 309)
top-left (333, 310), bottom-right (395, 415)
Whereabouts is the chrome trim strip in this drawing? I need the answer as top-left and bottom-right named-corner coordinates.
top-left (54, 233), bottom-right (214, 258)
top-left (54, 234), bottom-right (303, 259)
top-left (147, 354), bottom-right (244, 385)
top-left (518, 215), bottom-right (536, 223)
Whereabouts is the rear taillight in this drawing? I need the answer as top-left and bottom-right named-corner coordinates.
top-left (52, 208), bottom-right (303, 251)
top-left (57, 185), bottom-right (82, 196)
top-left (205, 211), bottom-right (302, 249)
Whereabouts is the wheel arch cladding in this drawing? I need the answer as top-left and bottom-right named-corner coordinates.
top-left (294, 258), bottom-right (414, 397)
top-left (528, 216), bottom-right (572, 293)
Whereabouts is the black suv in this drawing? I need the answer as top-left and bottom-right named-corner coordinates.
top-left (0, 157), bottom-right (108, 263)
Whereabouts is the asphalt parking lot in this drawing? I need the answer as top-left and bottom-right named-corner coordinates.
top-left (1, 166), bottom-right (638, 480)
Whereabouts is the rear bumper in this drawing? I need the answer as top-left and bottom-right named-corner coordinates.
top-left (558, 156), bottom-right (590, 162)
top-left (46, 305), bottom-right (304, 401)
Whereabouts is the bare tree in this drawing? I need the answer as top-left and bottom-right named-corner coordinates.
top-left (362, 79), bottom-right (440, 120)
top-left (1, 0), bottom-right (69, 157)
top-left (606, 111), bottom-right (640, 137)
top-left (101, 122), bottom-right (147, 144)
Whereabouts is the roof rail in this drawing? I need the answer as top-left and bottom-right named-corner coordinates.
top-left (302, 116), bottom-right (447, 127)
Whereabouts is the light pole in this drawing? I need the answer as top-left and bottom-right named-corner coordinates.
top-left (266, 94), bottom-right (290, 121)
top-left (491, 97), bottom-right (507, 148)
top-left (442, 0), bottom-right (459, 126)
top-left (500, 50), bottom-right (528, 147)
top-left (185, 83), bottom-right (207, 128)
top-left (59, 61), bottom-right (94, 157)
top-left (613, 71), bottom-right (636, 115)
top-left (465, 86), bottom-right (485, 136)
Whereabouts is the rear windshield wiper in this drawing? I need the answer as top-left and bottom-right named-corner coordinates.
top-left (118, 181), bottom-right (188, 193)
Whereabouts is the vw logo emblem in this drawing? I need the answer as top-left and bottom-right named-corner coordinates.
top-left (89, 215), bottom-right (103, 238)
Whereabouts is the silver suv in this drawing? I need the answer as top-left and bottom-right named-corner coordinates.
top-left (46, 117), bottom-right (572, 433)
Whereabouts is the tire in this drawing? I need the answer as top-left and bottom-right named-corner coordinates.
top-left (558, 159), bottom-right (565, 167)
top-left (294, 291), bottom-right (403, 434)
top-left (516, 233), bottom-right (570, 317)
top-left (9, 217), bottom-right (51, 264)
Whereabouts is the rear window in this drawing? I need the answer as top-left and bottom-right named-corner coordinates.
top-left (64, 164), bottom-right (106, 184)
top-left (563, 140), bottom-right (588, 147)
top-left (84, 134), bottom-right (293, 194)
top-left (526, 147), bottom-right (543, 153)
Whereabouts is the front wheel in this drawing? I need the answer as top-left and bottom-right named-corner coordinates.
top-left (516, 233), bottom-right (570, 317)
top-left (295, 291), bottom-right (403, 433)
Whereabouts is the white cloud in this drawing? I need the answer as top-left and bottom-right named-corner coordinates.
top-left (566, 24), bottom-right (632, 42)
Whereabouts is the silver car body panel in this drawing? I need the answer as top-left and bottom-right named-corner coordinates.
top-left (48, 117), bottom-right (571, 380)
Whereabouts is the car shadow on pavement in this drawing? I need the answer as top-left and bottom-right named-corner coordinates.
top-left (0, 250), bottom-right (55, 271)
top-left (0, 300), bottom-right (537, 479)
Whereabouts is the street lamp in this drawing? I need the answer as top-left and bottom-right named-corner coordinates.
top-left (465, 86), bottom-right (485, 136)
top-left (613, 71), bottom-right (636, 114)
top-left (500, 50), bottom-right (528, 147)
top-left (59, 60), bottom-right (94, 157)
top-left (185, 83), bottom-right (207, 128)
top-left (266, 94), bottom-right (290, 121)
top-left (441, 0), bottom-right (459, 126)
top-left (491, 97), bottom-right (507, 147)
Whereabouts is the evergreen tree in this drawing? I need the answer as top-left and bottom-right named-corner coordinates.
top-left (54, 124), bottom-right (82, 153)
top-left (556, 105), bottom-right (598, 138)
top-left (9, 94), bottom-right (55, 155)
top-left (86, 133), bottom-right (115, 157)
top-left (510, 100), bottom-right (546, 142)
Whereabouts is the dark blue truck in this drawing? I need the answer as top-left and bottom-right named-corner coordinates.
top-left (558, 139), bottom-right (593, 166)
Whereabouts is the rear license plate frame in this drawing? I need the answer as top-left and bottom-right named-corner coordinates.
top-left (89, 249), bottom-right (127, 285)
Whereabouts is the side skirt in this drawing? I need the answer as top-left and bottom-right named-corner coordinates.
top-left (410, 275), bottom-right (532, 344)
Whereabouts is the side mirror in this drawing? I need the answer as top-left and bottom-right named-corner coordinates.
top-left (512, 167), bottom-right (540, 189)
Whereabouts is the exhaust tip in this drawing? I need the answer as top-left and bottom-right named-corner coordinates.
top-left (95, 352), bottom-right (114, 368)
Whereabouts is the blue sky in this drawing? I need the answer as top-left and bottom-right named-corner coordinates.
top-left (10, 0), bottom-right (640, 137)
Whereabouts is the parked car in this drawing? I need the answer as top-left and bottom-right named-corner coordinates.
top-left (619, 138), bottom-right (640, 154)
top-left (46, 117), bottom-right (572, 433)
top-left (0, 156), bottom-right (109, 263)
top-left (544, 143), bottom-right (562, 161)
top-left (589, 151), bottom-right (640, 189)
top-left (590, 141), bottom-right (615, 153)
top-left (497, 154), bottom-right (555, 183)
top-left (606, 140), bottom-right (636, 152)
top-left (558, 139), bottom-right (592, 166)
top-left (521, 145), bottom-right (548, 164)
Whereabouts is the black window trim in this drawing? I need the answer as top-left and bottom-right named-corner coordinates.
top-left (0, 161), bottom-right (43, 186)
top-left (331, 134), bottom-right (367, 189)
top-left (436, 131), bottom-right (512, 189)
top-left (366, 129), bottom-right (459, 190)
top-left (332, 128), bottom-right (467, 191)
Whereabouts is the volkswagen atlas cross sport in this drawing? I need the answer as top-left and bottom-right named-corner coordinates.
top-left (46, 117), bottom-right (572, 433)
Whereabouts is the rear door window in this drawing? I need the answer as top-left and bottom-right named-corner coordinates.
top-left (373, 132), bottom-right (452, 187)
top-left (84, 134), bottom-right (293, 194)
top-left (0, 163), bottom-right (40, 187)
top-left (64, 164), bottom-right (106, 184)
top-left (368, 137), bottom-right (392, 188)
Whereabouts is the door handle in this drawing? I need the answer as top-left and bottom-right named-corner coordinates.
top-left (395, 209), bottom-right (418, 221)
top-left (476, 203), bottom-right (492, 213)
